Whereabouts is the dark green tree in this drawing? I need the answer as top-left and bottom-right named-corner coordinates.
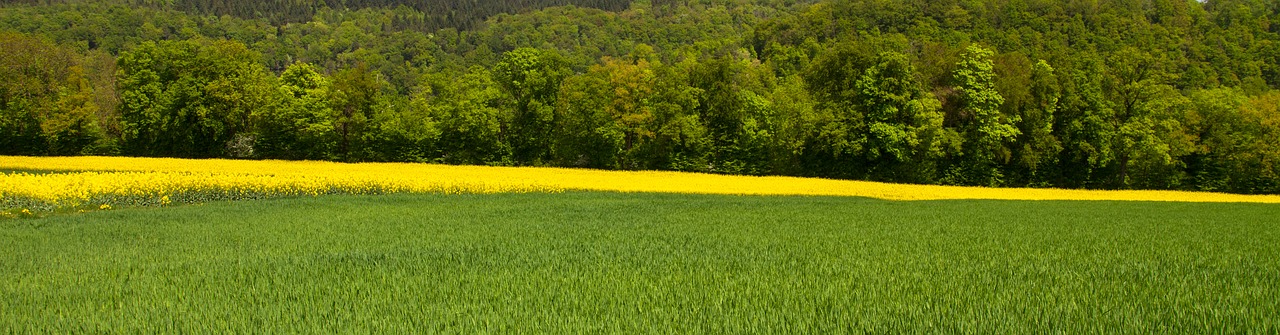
top-left (329, 62), bottom-right (387, 161)
top-left (803, 41), bottom-right (947, 182)
top-left (0, 32), bottom-right (110, 156)
top-left (117, 38), bottom-right (276, 158)
top-left (554, 68), bottom-right (625, 169)
top-left (415, 67), bottom-right (510, 165)
top-left (493, 48), bottom-right (572, 165)
top-left (1004, 58), bottom-right (1063, 186)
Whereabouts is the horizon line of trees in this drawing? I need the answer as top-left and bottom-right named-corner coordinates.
top-left (0, 0), bottom-right (640, 30)
top-left (2, 0), bottom-right (1279, 194)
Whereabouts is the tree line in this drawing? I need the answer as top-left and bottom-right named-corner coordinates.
top-left (0, 0), bottom-right (636, 30)
top-left (2, 0), bottom-right (1279, 193)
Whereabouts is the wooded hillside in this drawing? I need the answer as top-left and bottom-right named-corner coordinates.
top-left (2, 0), bottom-right (1278, 193)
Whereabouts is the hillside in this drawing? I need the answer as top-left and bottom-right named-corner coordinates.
top-left (1, 0), bottom-right (1279, 193)
top-left (1, 0), bottom-right (640, 29)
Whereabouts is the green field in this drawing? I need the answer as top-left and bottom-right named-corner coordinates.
top-left (2, 192), bottom-right (1278, 332)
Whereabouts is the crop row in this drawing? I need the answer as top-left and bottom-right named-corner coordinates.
top-left (3, 156), bottom-right (1280, 216)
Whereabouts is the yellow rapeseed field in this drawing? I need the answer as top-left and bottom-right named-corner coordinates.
top-left (3, 156), bottom-right (1280, 211)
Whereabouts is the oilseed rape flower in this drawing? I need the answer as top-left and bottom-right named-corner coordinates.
top-left (2, 155), bottom-right (1280, 214)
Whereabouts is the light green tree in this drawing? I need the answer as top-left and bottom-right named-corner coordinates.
top-left (949, 44), bottom-right (1018, 186)
top-left (256, 62), bottom-right (336, 160)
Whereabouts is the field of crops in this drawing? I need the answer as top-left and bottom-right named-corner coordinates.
top-left (2, 192), bottom-right (1278, 332)
top-left (2, 156), bottom-right (1279, 332)
top-left (4, 156), bottom-right (1280, 217)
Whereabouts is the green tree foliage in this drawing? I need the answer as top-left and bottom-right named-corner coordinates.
top-left (803, 40), bottom-right (946, 182)
top-left (414, 67), bottom-right (508, 165)
top-left (550, 55), bottom-right (666, 169)
top-left (554, 66), bottom-right (625, 169)
top-left (329, 63), bottom-right (388, 161)
top-left (256, 62), bottom-right (337, 160)
top-left (1237, 93), bottom-right (1280, 193)
top-left (1054, 56), bottom-right (1118, 188)
top-left (1001, 56), bottom-right (1063, 185)
top-left (371, 93), bottom-right (440, 163)
top-left (762, 74), bottom-right (819, 176)
top-left (4, 0), bottom-right (1280, 193)
top-left (1103, 47), bottom-right (1195, 189)
top-left (117, 38), bottom-right (276, 158)
top-left (644, 63), bottom-right (710, 172)
top-left (947, 44), bottom-right (1016, 186)
top-left (493, 48), bottom-right (572, 165)
top-left (853, 52), bottom-right (946, 181)
top-left (688, 56), bottom-right (779, 174)
top-left (0, 32), bottom-right (109, 156)
top-left (1186, 89), bottom-right (1280, 193)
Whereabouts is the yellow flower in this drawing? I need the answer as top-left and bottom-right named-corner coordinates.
top-left (3, 155), bottom-right (1280, 205)
top-left (160, 195), bottom-right (171, 206)
top-left (21, 209), bottom-right (32, 215)
top-left (99, 204), bottom-right (111, 210)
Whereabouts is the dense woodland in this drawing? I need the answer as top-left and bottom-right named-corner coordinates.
top-left (1, 0), bottom-right (1279, 193)
top-left (2, 0), bottom-right (641, 30)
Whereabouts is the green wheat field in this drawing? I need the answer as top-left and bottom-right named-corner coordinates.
top-left (2, 192), bottom-right (1278, 333)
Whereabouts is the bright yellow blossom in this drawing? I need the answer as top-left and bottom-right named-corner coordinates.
top-left (1, 156), bottom-right (1279, 206)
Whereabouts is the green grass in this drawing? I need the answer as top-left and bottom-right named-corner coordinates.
top-left (2, 192), bottom-right (1278, 333)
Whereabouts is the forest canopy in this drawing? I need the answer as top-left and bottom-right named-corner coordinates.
top-left (2, 0), bottom-right (1279, 193)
